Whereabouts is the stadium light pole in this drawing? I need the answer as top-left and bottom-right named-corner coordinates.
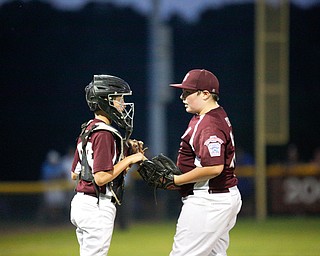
top-left (146, 0), bottom-right (173, 219)
top-left (147, 0), bottom-right (173, 157)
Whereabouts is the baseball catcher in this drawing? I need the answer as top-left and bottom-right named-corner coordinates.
top-left (70, 74), bottom-right (147, 256)
top-left (138, 154), bottom-right (182, 190)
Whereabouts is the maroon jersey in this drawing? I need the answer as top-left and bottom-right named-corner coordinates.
top-left (71, 119), bottom-right (119, 196)
top-left (177, 107), bottom-right (238, 197)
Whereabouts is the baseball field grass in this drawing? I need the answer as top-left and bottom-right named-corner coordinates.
top-left (0, 216), bottom-right (319, 256)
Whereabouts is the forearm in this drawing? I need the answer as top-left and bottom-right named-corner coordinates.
top-left (174, 165), bottom-right (223, 186)
top-left (94, 158), bottom-right (131, 186)
top-left (94, 153), bottom-right (146, 186)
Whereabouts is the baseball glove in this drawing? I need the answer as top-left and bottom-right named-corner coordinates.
top-left (126, 139), bottom-right (147, 155)
top-left (138, 154), bottom-right (182, 190)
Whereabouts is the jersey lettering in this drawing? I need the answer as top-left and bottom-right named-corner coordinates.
top-left (229, 131), bottom-right (235, 168)
top-left (77, 141), bottom-right (94, 171)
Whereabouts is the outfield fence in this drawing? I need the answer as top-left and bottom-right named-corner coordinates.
top-left (1, 164), bottom-right (320, 224)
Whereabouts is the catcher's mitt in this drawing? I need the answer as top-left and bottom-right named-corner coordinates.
top-left (126, 139), bottom-right (147, 155)
top-left (138, 154), bottom-right (182, 190)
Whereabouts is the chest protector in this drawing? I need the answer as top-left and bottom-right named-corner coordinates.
top-left (78, 120), bottom-right (125, 205)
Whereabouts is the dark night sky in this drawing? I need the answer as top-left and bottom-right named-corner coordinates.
top-left (1, 1), bottom-right (319, 181)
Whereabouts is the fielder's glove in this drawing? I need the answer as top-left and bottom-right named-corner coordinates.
top-left (138, 154), bottom-right (182, 190)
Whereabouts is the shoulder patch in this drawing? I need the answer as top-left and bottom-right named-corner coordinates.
top-left (204, 135), bottom-right (223, 157)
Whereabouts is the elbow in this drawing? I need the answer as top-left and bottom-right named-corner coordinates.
top-left (71, 172), bottom-right (78, 180)
top-left (94, 171), bottom-right (112, 186)
top-left (208, 165), bottom-right (224, 177)
top-left (213, 169), bottom-right (223, 177)
top-left (94, 177), bottom-right (105, 187)
top-left (95, 181), bottom-right (104, 187)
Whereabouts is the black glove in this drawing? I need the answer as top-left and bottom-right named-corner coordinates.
top-left (138, 154), bottom-right (182, 190)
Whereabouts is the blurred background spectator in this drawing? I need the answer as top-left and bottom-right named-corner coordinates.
top-left (38, 150), bottom-right (65, 223)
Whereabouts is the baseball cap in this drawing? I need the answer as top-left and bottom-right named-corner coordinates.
top-left (170, 69), bottom-right (219, 95)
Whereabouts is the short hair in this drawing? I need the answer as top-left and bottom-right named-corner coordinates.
top-left (211, 93), bottom-right (219, 101)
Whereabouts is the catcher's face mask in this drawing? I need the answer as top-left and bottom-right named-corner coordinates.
top-left (108, 93), bottom-right (135, 133)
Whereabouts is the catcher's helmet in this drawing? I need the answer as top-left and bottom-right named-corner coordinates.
top-left (85, 75), bottom-right (134, 136)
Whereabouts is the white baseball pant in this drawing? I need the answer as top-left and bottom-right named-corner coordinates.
top-left (70, 193), bottom-right (116, 256)
top-left (170, 186), bottom-right (242, 256)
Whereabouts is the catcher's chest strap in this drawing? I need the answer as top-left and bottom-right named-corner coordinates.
top-left (77, 121), bottom-right (125, 202)
top-left (90, 122), bottom-right (125, 161)
top-left (80, 121), bottom-right (125, 160)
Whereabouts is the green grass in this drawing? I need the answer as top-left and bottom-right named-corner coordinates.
top-left (229, 217), bottom-right (320, 256)
top-left (0, 217), bottom-right (319, 256)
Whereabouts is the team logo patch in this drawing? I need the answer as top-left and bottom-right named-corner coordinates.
top-left (204, 136), bottom-right (223, 157)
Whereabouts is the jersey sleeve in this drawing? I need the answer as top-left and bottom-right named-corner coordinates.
top-left (197, 125), bottom-right (227, 167)
top-left (71, 140), bottom-right (81, 173)
top-left (91, 131), bottom-right (116, 173)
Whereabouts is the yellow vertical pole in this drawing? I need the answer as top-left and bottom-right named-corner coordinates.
top-left (254, 0), bottom-right (267, 221)
top-left (254, 0), bottom-right (289, 220)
